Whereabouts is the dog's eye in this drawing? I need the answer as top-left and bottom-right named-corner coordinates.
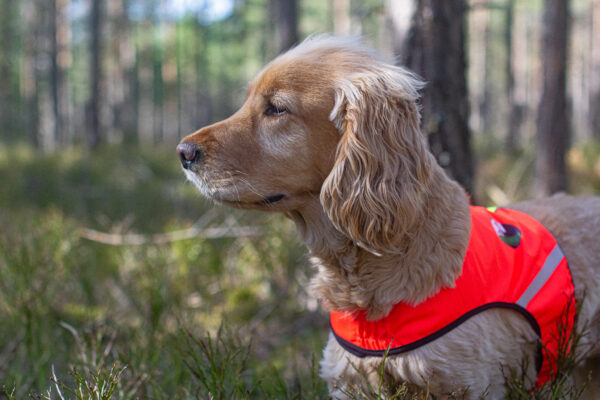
top-left (265, 102), bottom-right (287, 117)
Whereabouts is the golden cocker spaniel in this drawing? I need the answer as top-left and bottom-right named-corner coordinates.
top-left (177, 36), bottom-right (600, 399)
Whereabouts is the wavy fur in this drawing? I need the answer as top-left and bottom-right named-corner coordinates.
top-left (321, 64), bottom-right (432, 254)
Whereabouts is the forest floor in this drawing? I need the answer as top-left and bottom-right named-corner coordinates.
top-left (1, 140), bottom-right (599, 399)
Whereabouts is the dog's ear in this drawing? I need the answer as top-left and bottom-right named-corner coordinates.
top-left (320, 65), bottom-right (434, 254)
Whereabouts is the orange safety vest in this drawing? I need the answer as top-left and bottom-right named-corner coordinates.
top-left (330, 206), bottom-right (575, 387)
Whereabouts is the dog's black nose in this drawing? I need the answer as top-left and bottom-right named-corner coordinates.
top-left (177, 142), bottom-right (202, 169)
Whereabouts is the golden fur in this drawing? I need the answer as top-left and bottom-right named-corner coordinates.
top-left (178, 36), bottom-right (600, 399)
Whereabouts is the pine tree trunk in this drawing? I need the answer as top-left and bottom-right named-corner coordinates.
top-left (480, 14), bottom-right (493, 135)
top-left (106, 0), bottom-right (123, 142)
top-left (119, 0), bottom-right (137, 143)
top-left (21, 0), bottom-right (40, 147)
top-left (274, 0), bottom-right (298, 53)
top-left (505, 0), bottom-right (523, 151)
top-left (535, 0), bottom-right (570, 196)
top-left (37, 0), bottom-right (56, 151)
top-left (403, 0), bottom-right (475, 198)
top-left (49, 0), bottom-right (59, 143)
top-left (591, 0), bottom-right (600, 138)
top-left (152, 28), bottom-right (164, 143)
top-left (0, 0), bottom-right (10, 133)
top-left (50, 0), bottom-right (70, 145)
top-left (0, 0), bottom-right (15, 139)
top-left (130, 21), bottom-right (140, 144)
top-left (334, 0), bottom-right (351, 36)
top-left (87, 0), bottom-right (103, 149)
top-left (386, 0), bottom-right (415, 58)
top-left (467, 6), bottom-right (487, 137)
top-left (194, 18), bottom-right (211, 129)
top-left (175, 20), bottom-right (182, 139)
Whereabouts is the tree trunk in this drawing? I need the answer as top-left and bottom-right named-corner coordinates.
top-left (129, 21), bottom-right (140, 144)
top-left (591, 0), bottom-right (600, 138)
top-left (50, 0), bottom-right (70, 145)
top-left (106, 0), bottom-right (123, 142)
top-left (49, 0), bottom-right (59, 142)
top-left (403, 0), bottom-right (475, 198)
top-left (535, 0), bottom-right (570, 196)
top-left (152, 27), bottom-right (164, 143)
top-left (0, 0), bottom-right (14, 139)
top-left (119, 0), bottom-right (137, 143)
top-left (21, 0), bottom-right (39, 147)
top-left (480, 13), bottom-right (493, 135)
top-left (194, 17), bottom-right (211, 128)
top-left (386, 0), bottom-right (415, 58)
top-left (333, 0), bottom-right (351, 36)
top-left (505, 0), bottom-right (523, 151)
top-left (36, 0), bottom-right (56, 151)
top-left (176, 19), bottom-right (183, 139)
top-left (87, 0), bottom-right (104, 149)
top-left (467, 6), bottom-right (487, 137)
top-left (274, 0), bottom-right (298, 53)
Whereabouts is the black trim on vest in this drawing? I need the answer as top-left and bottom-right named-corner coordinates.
top-left (330, 302), bottom-right (543, 373)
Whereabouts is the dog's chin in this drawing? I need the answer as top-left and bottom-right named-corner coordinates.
top-left (184, 169), bottom-right (311, 211)
top-left (221, 197), bottom-right (286, 211)
top-left (221, 193), bottom-right (314, 211)
top-left (183, 170), bottom-right (320, 212)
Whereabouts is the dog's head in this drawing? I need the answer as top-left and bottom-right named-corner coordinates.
top-left (178, 36), bottom-right (435, 253)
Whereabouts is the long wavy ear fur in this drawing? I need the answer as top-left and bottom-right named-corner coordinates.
top-left (320, 61), bottom-right (435, 254)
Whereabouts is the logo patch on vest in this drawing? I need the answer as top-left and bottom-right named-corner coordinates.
top-left (491, 218), bottom-right (522, 248)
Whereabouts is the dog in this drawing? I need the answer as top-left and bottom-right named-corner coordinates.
top-left (176, 36), bottom-right (600, 399)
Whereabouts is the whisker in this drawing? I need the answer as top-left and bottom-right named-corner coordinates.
top-left (232, 169), bottom-right (249, 177)
top-left (226, 171), bottom-right (242, 202)
top-left (237, 176), bottom-right (266, 199)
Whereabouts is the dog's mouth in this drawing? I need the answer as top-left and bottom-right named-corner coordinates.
top-left (212, 186), bottom-right (317, 211)
top-left (260, 194), bottom-right (285, 205)
top-left (183, 169), bottom-right (297, 209)
top-left (223, 193), bottom-right (287, 210)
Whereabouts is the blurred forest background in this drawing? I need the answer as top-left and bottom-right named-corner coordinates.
top-left (1, 0), bottom-right (600, 398)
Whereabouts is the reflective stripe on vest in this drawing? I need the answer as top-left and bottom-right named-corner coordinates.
top-left (329, 206), bottom-right (576, 387)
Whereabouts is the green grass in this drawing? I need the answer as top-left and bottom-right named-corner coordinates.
top-left (0, 143), bottom-right (327, 398)
top-left (0, 142), bottom-right (598, 399)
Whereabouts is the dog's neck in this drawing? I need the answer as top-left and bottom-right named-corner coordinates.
top-left (286, 168), bottom-right (471, 321)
